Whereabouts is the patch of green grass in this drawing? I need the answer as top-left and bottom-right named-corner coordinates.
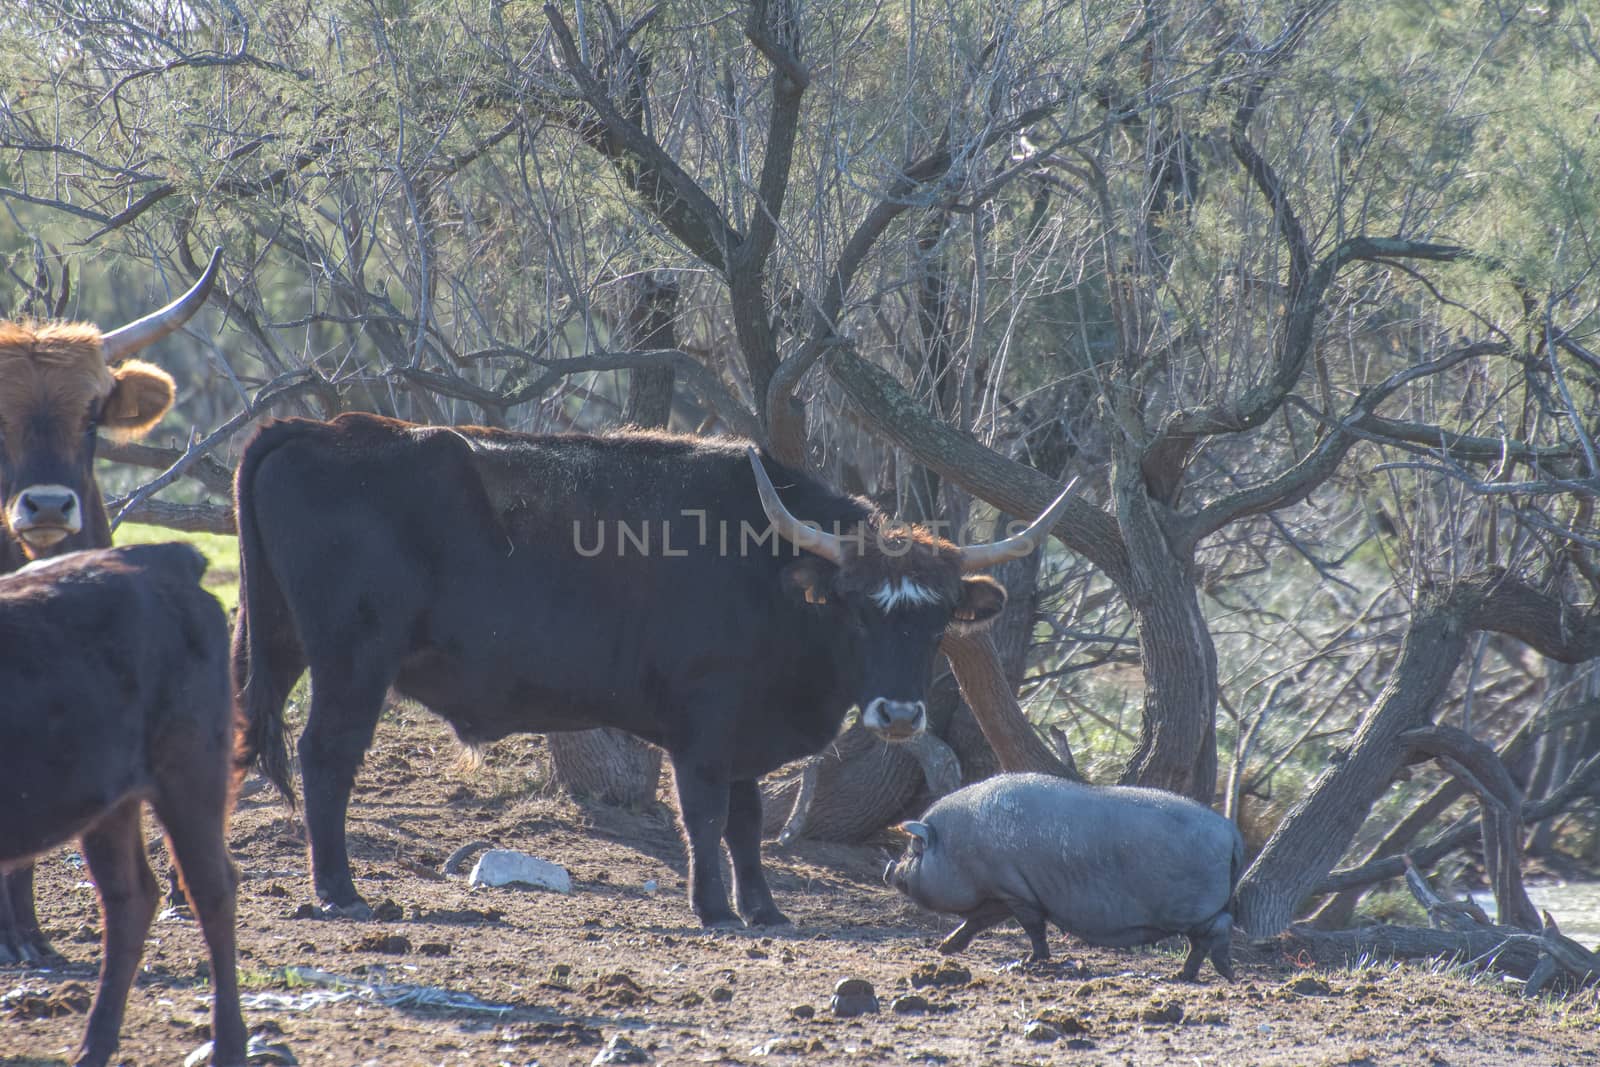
top-left (115, 523), bottom-right (240, 615)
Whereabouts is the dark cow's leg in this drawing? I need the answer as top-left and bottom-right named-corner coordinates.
top-left (1, 865), bottom-right (55, 963)
top-left (669, 758), bottom-right (738, 928)
top-left (937, 899), bottom-right (1012, 955)
top-left (75, 800), bottom-right (158, 1067)
top-left (153, 792), bottom-right (246, 1064)
top-left (724, 778), bottom-right (787, 927)
top-left (298, 671), bottom-right (389, 919)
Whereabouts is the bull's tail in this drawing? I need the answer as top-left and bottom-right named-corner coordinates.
top-left (232, 421), bottom-right (307, 807)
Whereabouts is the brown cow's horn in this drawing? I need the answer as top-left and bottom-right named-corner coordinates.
top-left (958, 476), bottom-right (1079, 572)
top-left (100, 247), bottom-right (223, 363)
top-left (747, 447), bottom-right (846, 564)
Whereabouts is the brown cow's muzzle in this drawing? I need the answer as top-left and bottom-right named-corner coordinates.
top-left (10, 484), bottom-right (83, 550)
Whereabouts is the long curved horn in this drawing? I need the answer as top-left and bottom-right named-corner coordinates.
top-left (747, 447), bottom-right (846, 564)
top-left (958, 475), bottom-right (1079, 573)
top-left (100, 247), bottom-right (223, 363)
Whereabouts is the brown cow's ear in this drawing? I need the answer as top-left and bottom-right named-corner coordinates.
top-left (101, 360), bottom-right (175, 438)
top-left (950, 575), bottom-right (1006, 631)
top-left (782, 557), bottom-right (836, 606)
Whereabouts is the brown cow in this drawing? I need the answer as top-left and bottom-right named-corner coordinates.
top-left (0, 249), bottom-right (221, 963)
top-left (0, 543), bottom-right (244, 1067)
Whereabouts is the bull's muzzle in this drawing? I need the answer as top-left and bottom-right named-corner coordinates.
top-left (862, 698), bottom-right (927, 742)
top-left (10, 485), bottom-right (83, 550)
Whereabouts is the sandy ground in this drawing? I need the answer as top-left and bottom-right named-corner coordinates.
top-left (6, 707), bottom-right (1600, 1066)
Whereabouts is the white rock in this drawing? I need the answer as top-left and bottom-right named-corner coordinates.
top-left (467, 849), bottom-right (571, 893)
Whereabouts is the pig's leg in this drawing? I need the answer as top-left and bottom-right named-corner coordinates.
top-left (1009, 901), bottom-right (1051, 963)
top-left (938, 900), bottom-right (1012, 954)
top-left (1180, 910), bottom-right (1234, 982)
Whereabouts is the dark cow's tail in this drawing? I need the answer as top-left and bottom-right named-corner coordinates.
top-left (232, 421), bottom-right (306, 807)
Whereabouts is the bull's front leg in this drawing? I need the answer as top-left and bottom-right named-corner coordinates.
top-left (669, 759), bottom-right (738, 928)
top-left (724, 778), bottom-right (787, 927)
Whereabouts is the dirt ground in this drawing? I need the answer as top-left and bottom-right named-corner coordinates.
top-left (6, 707), bottom-right (1600, 1067)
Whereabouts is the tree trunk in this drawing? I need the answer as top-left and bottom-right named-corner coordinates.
top-left (624, 273), bottom-right (679, 427)
top-left (1237, 574), bottom-right (1600, 937)
top-left (546, 729), bottom-right (664, 807)
top-left (550, 273), bottom-right (678, 806)
top-left (1112, 451), bottom-right (1218, 801)
top-left (941, 630), bottom-right (1077, 778)
top-left (760, 725), bottom-right (926, 841)
top-left (944, 548), bottom-right (1043, 784)
top-left (1235, 598), bottom-right (1470, 936)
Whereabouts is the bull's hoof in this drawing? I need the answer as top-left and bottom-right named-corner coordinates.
top-left (697, 912), bottom-right (742, 930)
top-left (318, 899), bottom-right (373, 921)
top-left (741, 906), bottom-right (791, 928)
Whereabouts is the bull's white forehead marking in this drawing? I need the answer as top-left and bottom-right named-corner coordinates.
top-left (871, 578), bottom-right (941, 612)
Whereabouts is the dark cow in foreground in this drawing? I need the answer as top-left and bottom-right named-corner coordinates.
top-left (0, 250), bottom-right (221, 963)
top-left (0, 544), bottom-right (244, 1067)
top-left (235, 413), bottom-right (1075, 926)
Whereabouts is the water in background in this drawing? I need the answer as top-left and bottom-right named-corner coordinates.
top-left (1470, 882), bottom-right (1600, 946)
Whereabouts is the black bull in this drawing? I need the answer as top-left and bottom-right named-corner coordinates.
top-left (236, 413), bottom-right (1073, 926)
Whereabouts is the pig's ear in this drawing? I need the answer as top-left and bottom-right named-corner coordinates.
top-left (897, 821), bottom-right (934, 852)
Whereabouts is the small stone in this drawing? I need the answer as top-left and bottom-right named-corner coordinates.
top-left (751, 1036), bottom-right (822, 1056)
top-left (1023, 1020), bottom-right (1061, 1043)
top-left (789, 1004), bottom-right (815, 1020)
top-left (1140, 1001), bottom-right (1184, 1025)
top-left (370, 898), bottom-right (404, 922)
top-left (710, 986), bottom-right (734, 1004)
top-left (1035, 1009), bottom-right (1089, 1035)
top-left (643, 879), bottom-right (658, 893)
top-left (417, 941), bottom-right (451, 957)
top-left (290, 903), bottom-right (319, 920)
top-left (908, 962), bottom-right (970, 989)
top-left (1284, 976), bottom-right (1334, 997)
top-left (890, 994), bottom-right (931, 1015)
top-left (591, 1033), bottom-right (650, 1065)
top-left (347, 933), bottom-right (411, 955)
top-left (829, 977), bottom-right (879, 1017)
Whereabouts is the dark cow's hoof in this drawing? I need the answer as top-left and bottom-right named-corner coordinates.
top-left (697, 912), bottom-right (743, 931)
top-left (319, 899), bottom-right (373, 921)
top-left (0, 931), bottom-right (58, 965)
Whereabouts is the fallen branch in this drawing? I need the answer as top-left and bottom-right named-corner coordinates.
top-left (1279, 860), bottom-right (1600, 996)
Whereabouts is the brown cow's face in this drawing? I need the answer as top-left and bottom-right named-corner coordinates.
top-left (0, 322), bottom-right (175, 555)
top-left (783, 530), bottom-right (1007, 740)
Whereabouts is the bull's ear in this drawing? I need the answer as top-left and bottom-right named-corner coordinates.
top-left (101, 359), bottom-right (175, 438)
top-left (949, 575), bottom-right (1006, 631)
top-left (782, 557), bottom-right (837, 606)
